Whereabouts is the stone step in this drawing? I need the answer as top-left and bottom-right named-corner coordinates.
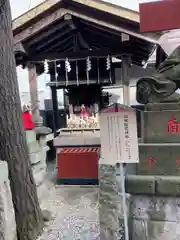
top-left (125, 175), bottom-right (180, 196)
top-left (137, 144), bottom-right (180, 176)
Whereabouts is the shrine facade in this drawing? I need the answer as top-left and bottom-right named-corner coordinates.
top-left (13, 0), bottom-right (156, 133)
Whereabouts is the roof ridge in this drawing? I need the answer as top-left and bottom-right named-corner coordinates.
top-left (12, 0), bottom-right (140, 31)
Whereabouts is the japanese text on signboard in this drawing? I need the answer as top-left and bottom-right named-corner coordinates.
top-left (124, 114), bottom-right (131, 161)
top-left (100, 108), bottom-right (139, 164)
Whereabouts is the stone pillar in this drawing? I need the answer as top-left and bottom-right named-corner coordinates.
top-left (99, 164), bottom-right (120, 240)
top-left (27, 63), bottom-right (42, 126)
top-left (99, 55), bottom-right (134, 240)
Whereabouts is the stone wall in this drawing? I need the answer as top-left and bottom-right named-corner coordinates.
top-left (0, 161), bottom-right (16, 240)
top-left (0, 131), bottom-right (53, 240)
top-left (124, 103), bottom-right (180, 239)
top-left (126, 175), bottom-right (180, 240)
top-left (26, 130), bottom-right (54, 202)
top-left (0, 160), bottom-right (51, 240)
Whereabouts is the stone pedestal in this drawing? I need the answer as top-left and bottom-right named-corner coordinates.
top-left (25, 130), bottom-right (50, 167)
top-left (144, 103), bottom-right (180, 143)
top-left (125, 175), bottom-right (180, 240)
top-left (125, 103), bottom-right (180, 239)
top-left (25, 130), bottom-right (41, 165)
top-left (138, 103), bottom-right (180, 176)
top-left (25, 129), bottom-right (53, 204)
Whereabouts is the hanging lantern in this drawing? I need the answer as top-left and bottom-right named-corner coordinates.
top-left (44, 59), bottom-right (49, 73)
top-left (54, 61), bottom-right (58, 87)
top-left (65, 58), bottom-right (71, 72)
top-left (86, 57), bottom-right (91, 71)
top-left (86, 57), bottom-right (91, 85)
top-left (76, 60), bottom-right (79, 86)
top-left (65, 58), bottom-right (70, 86)
top-left (106, 55), bottom-right (111, 70)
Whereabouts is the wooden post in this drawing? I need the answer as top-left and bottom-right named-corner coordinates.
top-left (121, 55), bottom-right (130, 106)
top-left (50, 73), bottom-right (59, 135)
top-left (27, 63), bottom-right (41, 125)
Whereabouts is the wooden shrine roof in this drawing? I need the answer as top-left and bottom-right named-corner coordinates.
top-left (13, 0), bottom-right (157, 70)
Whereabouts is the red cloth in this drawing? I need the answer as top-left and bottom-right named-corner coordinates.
top-left (23, 111), bottom-right (35, 130)
top-left (81, 108), bottom-right (88, 118)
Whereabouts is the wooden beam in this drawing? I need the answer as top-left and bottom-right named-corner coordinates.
top-left (42, 35), bottom-right (73, 53)
top-left (82, 29), bottom-right (119, 47)
top-left (14, 42), bottom-right (27, 54)
top-left (28, 47), bottom-right (126, 61)
top-left (56, 40), bottom-right (73, 52)
top-left (82, 27), bottom-right (120, 41)
top-left (64, 13), bottom-right (72, 21)
top-left (14, 8), bottom-right (68, 44)
top-left (26, 21), bottom-right (69, 47)
top-left (71, 0), bottom-right (139, 22)
top-left (12, 0), bottom-right (63, 30)
top-left (34, 28), bottom-right (74, 51)
top-left (73, 34), bottom-right (79, 52)
top-left (66, 9), bottom-right (156, 43)
top-left (77, 32), bottom-right (89, 49)
top-left (27, 63), bottom-right (40, 123)
top-left (13, 7), bottom-right (156, 53)
top-left (13, 4), bottom-right (155, 46)
top-left (82, 20), bottom-right (134, 42)
top-left (12, 0), bottom-right (139, 32)
top-left (80, 30), bottom-right (119, 49)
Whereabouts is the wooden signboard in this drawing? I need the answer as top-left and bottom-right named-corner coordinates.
top-left (100, 106), bottom-right (139, 165)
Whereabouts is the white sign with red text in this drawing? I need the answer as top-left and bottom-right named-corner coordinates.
top-left (100, 107), bottom-right (139, 164)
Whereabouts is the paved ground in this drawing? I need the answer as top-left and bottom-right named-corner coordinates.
top-left (38, 181), bottom-right (100, 240)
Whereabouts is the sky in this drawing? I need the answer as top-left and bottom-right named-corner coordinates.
top-left (10, 0), bottom-right (153, 106)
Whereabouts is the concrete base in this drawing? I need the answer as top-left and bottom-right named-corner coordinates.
top-left (124, 175), bottom-right (180, 239)
top-left (54, 130), bottom-right (100, 147)
top-left (131, 195), bottom-right (180, 240)
top-left (56, 178), bottom-right (99, 185)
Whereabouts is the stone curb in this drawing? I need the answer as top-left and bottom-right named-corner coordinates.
top-left (156, 176), bottom-right (180, 196)
top-left (125, 175), bottom-right (155, 195)
top-left (125, 175), bottom-right (180, 196)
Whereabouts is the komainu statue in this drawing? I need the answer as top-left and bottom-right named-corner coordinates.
top-left (136, 30), bottom-right (180, 104)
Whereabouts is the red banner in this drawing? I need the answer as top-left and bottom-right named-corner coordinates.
top-left (140, 0), bottom-right (180, 33)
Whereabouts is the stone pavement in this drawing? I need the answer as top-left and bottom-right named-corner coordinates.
top-left (38, 185), bottom-right (100, 240)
